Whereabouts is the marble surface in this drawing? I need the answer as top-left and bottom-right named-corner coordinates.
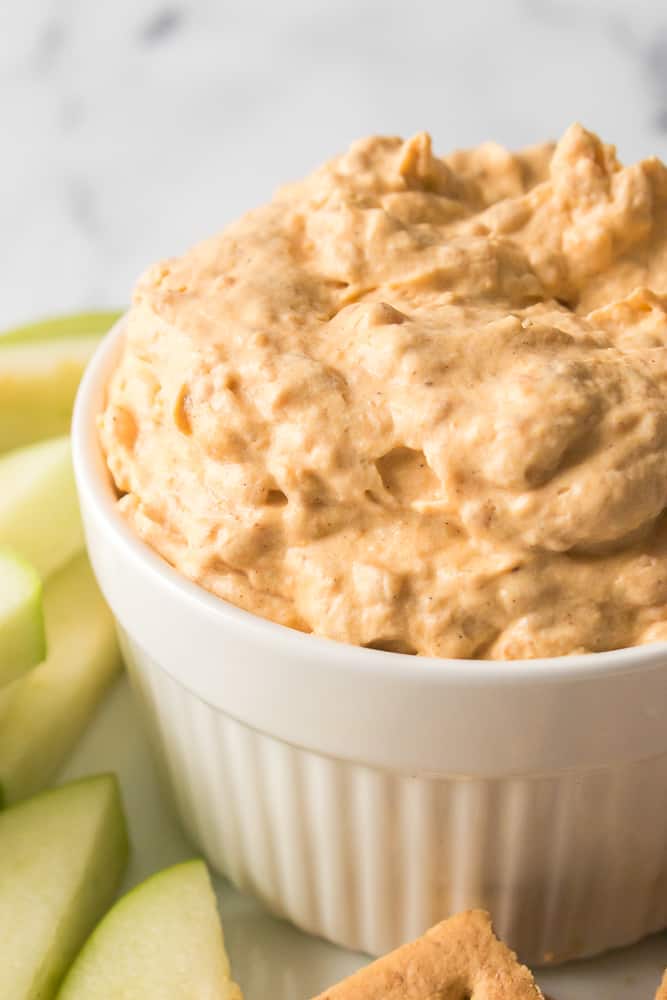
top-left (3, 1), bottom-right (667, 994)
top-left (2, 0), bottom-right (667, 329)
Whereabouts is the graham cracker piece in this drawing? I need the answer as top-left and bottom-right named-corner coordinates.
top-left (655, 969), bottom-right (667, 1000)
top-left (311, 910), bottom-right (543, 999)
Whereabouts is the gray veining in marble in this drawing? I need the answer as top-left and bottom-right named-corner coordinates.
top-left (139, 7), bottom-right (186, 45)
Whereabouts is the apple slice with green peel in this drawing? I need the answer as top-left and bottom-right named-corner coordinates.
top-left (0, 553), bottom-right (122, 804)
top-left (0, 310), bottom-right (122, 345)
top-left (0, 548), bottom-right (45, 688)
top-left (0, 436), bottom-right (83, 580)
top-left (0, 335), bottom-right (100, 452)
top-left (57, 860), bottom-right (242, 1000)
top-left (0, 774), bottom-right (129, 1000)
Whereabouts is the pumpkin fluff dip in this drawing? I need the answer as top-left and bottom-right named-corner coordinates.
top-left (101, 124), bottom-right (667, 660)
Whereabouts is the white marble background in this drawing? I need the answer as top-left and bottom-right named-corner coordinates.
top-left (2, 0), bottom-right (667, 328)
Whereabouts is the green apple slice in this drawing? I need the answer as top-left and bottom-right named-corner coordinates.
top-left (0, 548), bottom-right (45, 688)
top-left (57, 860), bottom-right (242, 1000)
top-left (0, 335), bottom-right (100, 452)
top-left (0, 436), bottom-right (83, 580)
top-left (0, 774), bottom-right (129, 1000)
top-left (0, 553), bottom-right (122, 805)
top-left (0, 310), bottom-right (122, 345)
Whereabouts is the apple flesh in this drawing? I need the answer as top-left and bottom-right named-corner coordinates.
top-left (0, 309), bottom-right (122, 453)
top-left (0, 774), bottom-right (128, 1000)
top-left (0, 310), bottom-right (122, 345)
top-left (0, 553), bottom-right (122, 804)
top-left (57, 860), bottom-right (242, 1000)
top-left (0, 436), bottom-right (84, 580)
top-left (0, 335), bottom-right (101, 452)
top-left (0, 548), bottom-right (45, 688)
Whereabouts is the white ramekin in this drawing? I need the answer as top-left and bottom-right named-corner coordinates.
top-left (72, 319), bottom-right (667, 965)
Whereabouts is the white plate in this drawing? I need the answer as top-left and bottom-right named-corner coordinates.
top-left (62, 676), bottom-right (667, 999)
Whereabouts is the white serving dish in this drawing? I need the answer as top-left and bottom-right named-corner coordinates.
top-left (72, 318), bottom-right (667, 965)
top-left (63, 676), bottom-right (667, 1000)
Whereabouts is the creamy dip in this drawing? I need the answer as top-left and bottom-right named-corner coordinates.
top-left (101, 125), bottom-right (667, 659)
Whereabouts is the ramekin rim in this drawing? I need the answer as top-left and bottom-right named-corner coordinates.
top-left (71, 316), bottom-right (667, 686)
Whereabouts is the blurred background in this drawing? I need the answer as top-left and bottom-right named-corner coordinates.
top-left (1, 0), bottom-right (666, 327)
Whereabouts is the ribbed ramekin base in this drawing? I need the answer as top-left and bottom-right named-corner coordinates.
top-left (121, 630), bottom-right (667, 964)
